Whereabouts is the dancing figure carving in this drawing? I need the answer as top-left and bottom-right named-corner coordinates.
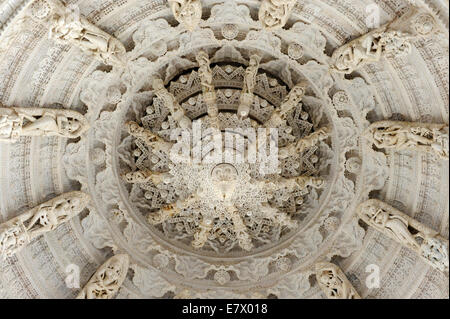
top-left (0, 192), bottom-right (90, 258)
top-left (357, 199), bottom-right (449, 272)
top-left (0, 107), bottom-right (89, 143)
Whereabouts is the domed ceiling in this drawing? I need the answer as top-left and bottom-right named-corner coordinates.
top-left (0, 0), bottom-right (448, 299)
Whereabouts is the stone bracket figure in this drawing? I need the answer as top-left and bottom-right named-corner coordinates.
top-left (152, 78), bottom-right (192, 129)
top-left (315, 262), bottom-right (361, 299)
top-left (258, 0), bottom-right (297, 30)
top-left (280, 127), bottom-right (330, 158)
top-left (76, 254), bottom-right (129, 299)
top-left (331, 6), bottom-right (439, 74)
top-left (265, 81), bottom-right (307, 129)
top-left (0, 191), bottom-right (90, 258)
top-left (169, 0), bottom-right (202, 32)
top-left (147, 193), bottom-right (198, 225)
top-left (364, 121), bottom-right (449, 160)
top-left (196, 50), bottom-right (219, 126)
top-left (126, 121), bottom-right (174, 153)
top-left (122, 170), bottom-right (171, 185)
top-left (0, 106), bottom-right (89, 143)
top-left (238, 54), bottom-right (261, 119)
top-left (27, 0), bottom-right (127, 67)
top-left (357, 199), bottom-right (449, 273)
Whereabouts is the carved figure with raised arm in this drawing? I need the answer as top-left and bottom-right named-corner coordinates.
top-left (122, 170), bottom-right (171, 185)
top-left (228, 206), bottom-right (253, 251)
top-left (315, 262), bottom-right (361, 299)
top-left (147, 193), bottom-right (199, 225)
top-left (365, 121), bottom-right (448, 160)
top-left (77, 254), bottom-right (129, 299)
top-left (357, 199), bottom-right (449, 272)
top-left (0, 192), bottom-right (90, 258)
top-left (258, 0), bottom-right (297, 30)
top-left (196, 50), bottom-right (219, 120)
top-left (28, 0), bottom-right (127, 67)
top-left (331, 7), bottom-right (438, 74)
top-left (126, 121), bottom-right (174, 153)
top-left (238, 54), bottom-right (261, 119)
top-left (0, 107), bottom-right (89, 143)
top-left (265, 81), bottom-right (307, 128)
top-left (280, 127), bottom-right (330, 158)
top-left (192, 217), bottom-right (213, 249)
top-left (152, 78), bottom-right (192, 129)
top-left (168, 0), bottom-right (202, 32)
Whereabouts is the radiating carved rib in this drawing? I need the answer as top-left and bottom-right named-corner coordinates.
top-left (192, 217), bottom-right (213, 249)
top-left (315, 262), bottom-right (361, 299)
top-left (122, 169), bottom-right (170, 185)
top-left (76, 254), bottom-right (129, 299)
top-left (0, 191), bottom-right (90, 258)
top-left (357, 199), bottom-right (449, 273)
top-left (147, 193), bottom-right (198, 225)
top-left (126, 121), bottom-right (173, 153)
top-left (168, 0), bottom-right (202, 32)
top-left (237, 54), bottom-right (261, 119)
top-left (196, 50), bottom-right (219, 127)
top-left (27, 0), bottom-right (127, 67)
top-left (279, 127), bottom-right (330, 158)
top-left (265, 81), bottom-right (307, 129)
top-left (258, 0), bottom-right (296, 30)
top-left (331, 7), bottom-right (439, 74)
top-left (364, 121), bottom-right (448, 160)
top-left (0, 106), bottom-right (89, 143)
top-left (152, 78), bottom-right (192, 129)
top-left (228, 206), bottom-right (253, 251)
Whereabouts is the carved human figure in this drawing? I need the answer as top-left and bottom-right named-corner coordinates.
top-left (331, 7), bottom-right (438, 74)
top-left (242, 55), bottom-right (260, 95)
top-left (228, 207), bottom-right (253, 251)
top-left (152, 78), bottom-right (192, 129)
top-left (357, 199), bottom-right (449, 273)
top-left (332, 28), bottom-right (387, 74)
top-left (77, 254), bottom-right (129, 299)
top-left (280, 127), bottom-right (330, 158)
top-left (126, 121), bottom-right (173, 153)
top-left (147, 194), bottom-right (198, 225)
top-left (0, 107), bottom-right (89, 143)
top-left (168, 0), bottom-right (202, 31)
top-left (364, 205), bottom-right (420, 250)
top-left (192, 218), bottom-right (213, 249)
top-left (366, 121), bottom-right (449, 160)
top-left (258, 0), bottom-right (296, 30)
top-left (0, 192), bottom-right (90, 258)
top-left (315, 262), bottom-right (361, 299)
top-left (195, 50), bottom-right (219, 119)
top-left (238, 55), bottom-right (261, 119)
top-left (266, 82), bottom-right (307, 128)
top-left (196, 50), bottom-right (214, 94)
top-left (122, 170), bottom-right (171, 185)
top-left (29, 0), bottom-right (127, 67)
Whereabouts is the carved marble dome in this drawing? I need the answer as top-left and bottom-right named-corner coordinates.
top-left (0, 0), bottom-right (448, 299)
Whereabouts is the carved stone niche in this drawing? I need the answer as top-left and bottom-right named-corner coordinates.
top-left (315, 262), bottom-right (361, 299)
top-left (357, 199), bottom-right (449, 273)
top-left (77, 254), bottom-right (130, 299)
